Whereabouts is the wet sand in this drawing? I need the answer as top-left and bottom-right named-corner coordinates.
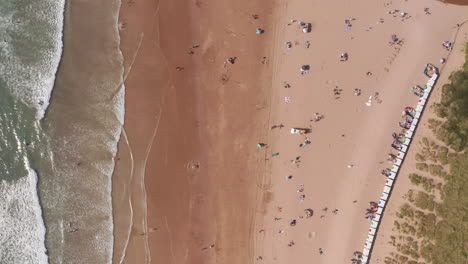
top-left (113, 0), bottom-right (277, 263)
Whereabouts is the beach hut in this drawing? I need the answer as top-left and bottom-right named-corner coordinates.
top-left (373, 214), bottom-right (381, 222)
top-left (397, 151), bottom-right (405, 159)
top-left (400, 144), bottom-right (408, 153)
top-left (369, 227), bottom-right (376, 235)
top-left (387, 171), bottom-right (396, 180)
top-left (363, 248), bottom-right (370, 257)
top-left (394, 158), bottom-right (403, 166)
top-left (427, 79), bottom-right (435, 87)
top-left (380, 192), bottom-right (388, 201)
top-left (418, 98), bottom-right (426, 106)
top-left (386, 179), bottom-right (394, 187)
top-left (404, 130), bottom-right (413, 138)
top-left (409, 123), bottom-right (416, 132)
top-left (381, 192), bottom-right (389, 200)
top-left (383, 186), bottom-right (391, 194)
top-left (414, 111), bottom-right (421, 119)
top-left (376, 207), bottom-right (383, 215)
top-left (361, 255), bottom-right (369, 263)
top-left (415, 104), bottom-right (424, 112)
top-left (365, 241), bottom-right (373, 250)
top-left (371, 220), bottom-right (379, 228)
top-left (391, 165), bottom-right (399, 173)
top-left (402, 137), bottom-right (411, 145)
top-left (367, 234), bottom-right (375, 243)
top-left (422, 91), bottom-right (430, 100)
top-left (411, 118), bottom-right (419, 127)
top-left (378, 199), bottom-right (386, 207)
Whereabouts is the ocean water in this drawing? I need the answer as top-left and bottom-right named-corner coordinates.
top-left (0, 0), bottom-right (124, 263)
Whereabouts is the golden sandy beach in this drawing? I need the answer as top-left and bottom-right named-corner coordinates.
top-left (111, 0), bottom-right (468, 263)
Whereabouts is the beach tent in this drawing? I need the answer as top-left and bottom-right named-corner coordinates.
top-left (383, 186), bottom-right (391, 194)
top-left (387, 171), bottom-right (396, 180)
top-left (378, 199), bottom-right (386, 208)
top-left (376, 207), bottom-right (383, 215)
top-left (369, 227), bottom-right (376, 235)
top-left (381, 192), bottom-right (389, 200)
top-left (397, 151), bottom-right (405, 159)
top-left (386, 179), bottom-right (394, 187)
top-left (391, 165), bottom-right (399, 173)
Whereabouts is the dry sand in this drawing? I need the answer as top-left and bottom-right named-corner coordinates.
top-left (112, 0), bottom-right (468, 263)
top-left (256, 0), bottom-right (468, 263)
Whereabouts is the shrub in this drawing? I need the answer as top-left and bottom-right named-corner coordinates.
top-left (413, 191), bottom-right (435, 211)
top-left (415, 163), bottom-right (428, 172)
top-left (400, 203), bottom-right (414, 218)
top-left (436, 146), bottom-right (449, 164)
top-left (429, 164), bottom-right (445, 177)
top-left (409, 173), bottom-right (422, 185)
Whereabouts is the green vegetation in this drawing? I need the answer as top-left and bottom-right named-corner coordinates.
top-left (386, 44), bottom-right (468, 264)
top-left (431, 44), bottom-right (468, 151)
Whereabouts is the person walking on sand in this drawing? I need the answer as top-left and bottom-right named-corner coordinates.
top-left (319, 248), bottom-right (324, 255)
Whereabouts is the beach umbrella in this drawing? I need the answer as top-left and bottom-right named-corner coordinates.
top-left (304, 208), bottom-right (314, 217)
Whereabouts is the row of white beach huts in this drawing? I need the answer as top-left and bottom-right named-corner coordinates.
top-left (359, 64), bottom-right (439, 264)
